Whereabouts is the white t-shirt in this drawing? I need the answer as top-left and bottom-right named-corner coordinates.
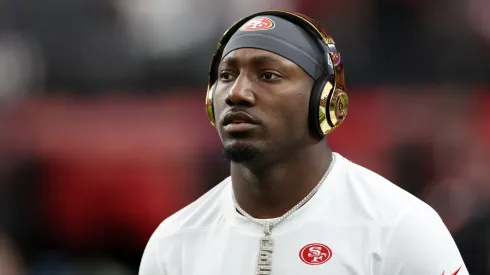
top-left (139, 153), bottom-right (469, 275)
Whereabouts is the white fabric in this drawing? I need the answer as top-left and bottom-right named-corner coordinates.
top-left (139, 152), bottom-right (468, 275)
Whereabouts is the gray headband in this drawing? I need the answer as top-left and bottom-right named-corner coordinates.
top-left (222, 15), bottom-right (328, 80)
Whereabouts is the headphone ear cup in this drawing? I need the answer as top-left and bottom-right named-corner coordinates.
top-left (308, 77), bottom-right (330, 138)
top-left (325, 88), bottom-right (348, 133)
top-left (206, 84), bottom-right (217, 126)
top-left (311, 76), bottom-right (348, 136)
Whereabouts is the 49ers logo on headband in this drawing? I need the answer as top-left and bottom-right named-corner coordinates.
top-left (240, 16), bottom-right (275, 31)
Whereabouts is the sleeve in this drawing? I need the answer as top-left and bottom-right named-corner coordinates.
top-left (139, 233), bottom-right (165, 275)
top-left (382, 203), bottom-right (470, 275)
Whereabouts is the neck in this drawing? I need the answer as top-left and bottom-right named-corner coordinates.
top-left (231, 142), bottom-right (333, 219)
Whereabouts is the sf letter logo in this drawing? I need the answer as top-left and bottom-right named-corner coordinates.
top-left (240, 17), bottom-right (275, 31)
top-left (299, 243), bottom-right (333, 265)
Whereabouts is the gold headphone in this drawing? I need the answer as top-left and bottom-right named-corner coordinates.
top-left (205, 10), bottom-right (348, 137)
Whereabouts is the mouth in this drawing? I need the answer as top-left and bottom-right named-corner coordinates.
top-left (222, 111), bottom-right (258, 133)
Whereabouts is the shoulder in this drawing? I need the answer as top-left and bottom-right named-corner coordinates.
top-left (332, 154), bottom-right (468, 274)
top-left (381, 187), bottom-right (468, 274)
top-left (151, 176), bottom-right (232, 239)
top-left (332, 153), bottom-right (436, 224)
top-left (139, 177), bottom-right (232, 275)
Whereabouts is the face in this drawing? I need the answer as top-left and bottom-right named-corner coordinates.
top-left (213, 48), bottom-right (314, 164)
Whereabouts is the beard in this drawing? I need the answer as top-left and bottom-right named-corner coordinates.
top-left (222, 144), bottom-right (262, 163)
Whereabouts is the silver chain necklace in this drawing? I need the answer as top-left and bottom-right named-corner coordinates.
top-left (231, 154), bottom-right (336, 275)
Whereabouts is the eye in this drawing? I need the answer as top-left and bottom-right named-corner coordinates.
top-left (219, 71), bottom-right (235, 82)
top-left (261, 72), bottom-right (281, 81)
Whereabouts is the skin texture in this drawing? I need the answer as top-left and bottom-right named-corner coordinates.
top-left (214, 48), bottom-right (333, 219)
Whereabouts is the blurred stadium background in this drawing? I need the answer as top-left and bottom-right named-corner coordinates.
top-left (0, 0), bottom-right (489, 274)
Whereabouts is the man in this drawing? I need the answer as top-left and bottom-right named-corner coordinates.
top-left (139, 11), bottom-right (468, 275)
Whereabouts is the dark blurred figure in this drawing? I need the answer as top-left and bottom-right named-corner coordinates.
top-left (393, 142), bottom-right (435, 198)
top-left (453, 208), bottom-right (490, 275)
top-left (0, 157), bottom-right (47, 266)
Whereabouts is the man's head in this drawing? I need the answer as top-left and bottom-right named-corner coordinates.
top-left (211, 14), bottom-right (332, 166)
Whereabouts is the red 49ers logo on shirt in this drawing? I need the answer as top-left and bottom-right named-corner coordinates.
top-left (240, 17), bottom-right (275, 31)
top-left (299, 243), bottom-right (333, 265)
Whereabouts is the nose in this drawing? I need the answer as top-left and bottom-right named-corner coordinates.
top-left (225, 75), bottom-right (256, 107)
